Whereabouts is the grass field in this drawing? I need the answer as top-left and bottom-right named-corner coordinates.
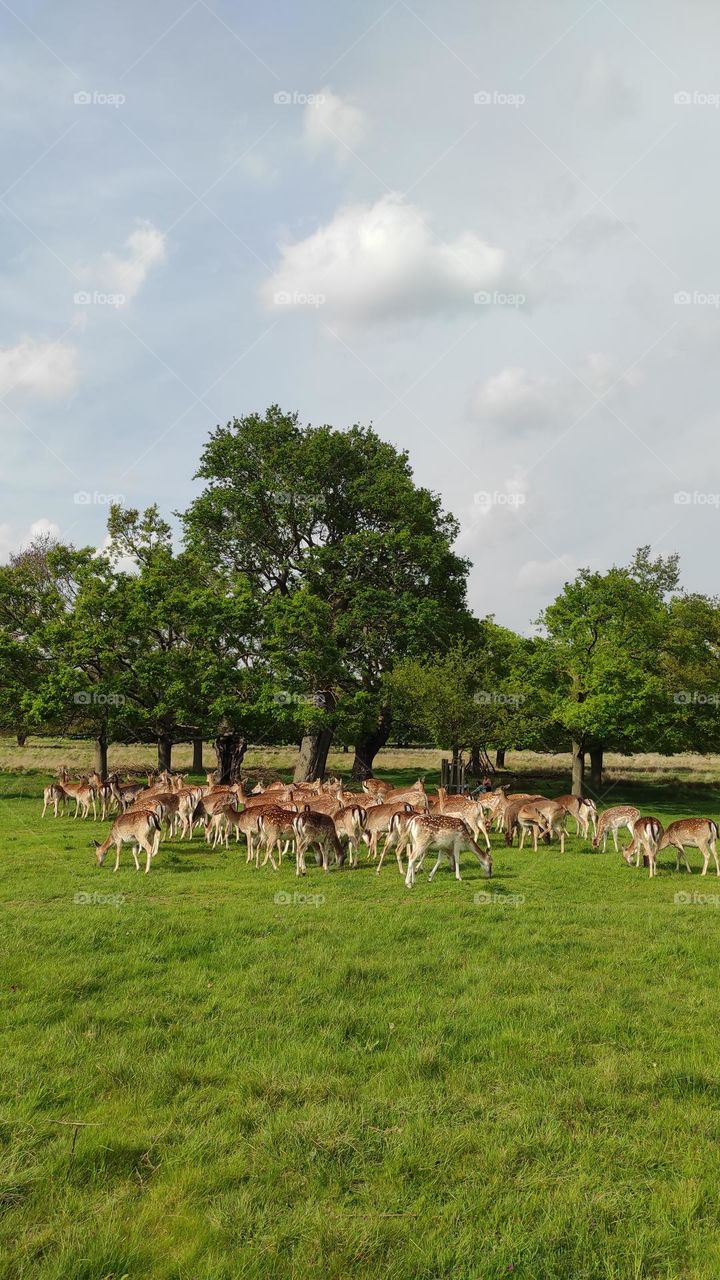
top-left (3, 762), bottom-right (720, 1279)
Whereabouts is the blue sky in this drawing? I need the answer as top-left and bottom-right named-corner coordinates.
top-left (2, 0), bottom-right (720, 629)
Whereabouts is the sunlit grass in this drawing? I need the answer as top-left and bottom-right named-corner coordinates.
top-left (2, 770), bottom-right (720, 1278)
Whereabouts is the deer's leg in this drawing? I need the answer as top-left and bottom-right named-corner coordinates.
top-left (612, 828), bottom-right (619, 853)
top-left (427, 848), bottom-right (445, 882)
top-left (113, 842), bottom-right (122, 872)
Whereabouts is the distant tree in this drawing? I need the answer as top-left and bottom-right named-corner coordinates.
top-left (537, 547), bottom-right (680, 796)
top-left (182, 406), bottom-right (472, 780)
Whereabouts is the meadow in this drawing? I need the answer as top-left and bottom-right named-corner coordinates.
top-left (3, 747), bottom-right (720, 1279)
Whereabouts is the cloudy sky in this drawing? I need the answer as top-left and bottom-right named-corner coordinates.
top-left (2, 0), bottom-right (719, 631)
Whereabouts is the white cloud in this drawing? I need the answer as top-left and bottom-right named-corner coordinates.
top-left (0, 517), bottom-right (61, 562)
top-left (261, 195), bottom-right (509, 323)
top-left (91, 221), bottom-right (167, 302)
top-left (0, 339), bottom-right (79, 399)
top-left (516, 557), bottom-right (578, 591)
top-left (468, 353), bottom-right (641, 434)
top-left (303, 88), bottom-right (367, 157)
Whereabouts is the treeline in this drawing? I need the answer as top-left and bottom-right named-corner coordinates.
top-left (0, 407), bottom-right (718, 795)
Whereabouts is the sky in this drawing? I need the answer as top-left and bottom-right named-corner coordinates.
top-left (2, 0), bottom-right (719, 632)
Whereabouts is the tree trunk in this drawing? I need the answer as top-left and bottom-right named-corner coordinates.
top-left (589, 746), bottom-right (603, 794)
top-left (94, 730), bottom-right (108, 781)
top-left (192, 736), bottom-right (204, 773)
top-left (468, 743), bottom-right (481, 778)
top-left (214, 730), bottom-right (247, 783)
top-left (351, 705), bottom-right (392, 780)
top-left (571, 739), bottom-right (585, 797)
top-left (495, 747), bottom-right (506, 768)
top-left (157, 734), bottom-right (173, 772)
top-left (16, 730), bottom-right (27, 747)
top-left (294, 727), bottom-right (334, 783)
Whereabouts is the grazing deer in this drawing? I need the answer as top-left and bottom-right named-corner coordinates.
top-left (293, 808), bottom-right (345, 876)
top-left (514, 803), bottom-right (552, 852)
top-left (404, 815), bottom-right (493, 888)
top-left (378, 780), bottom-right (429, 811)
top-left (93, 809), bottom-right (161, 873)
top-left (502, 797), bottom-right (548, 845)
top-left (555, 795), bottom-right (598, 839)
top-left (375, 808), bottom-right (420, 876)
top-left (434, 789), bottom-right (491, 850)
top-left (623, 816), bottom-right (663, 877)
top-left (658, 818), bottom-right (720, 876)
top-left (334, 804), bottom-right (368, 868)
top-left (59, 779), bottom-right (97, 820)
top-left (592, 806), bottom-right (641, 853)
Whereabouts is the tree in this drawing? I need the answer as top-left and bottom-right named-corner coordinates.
top-left (537, 547), bottom-right (680, 796)
top-left (182, 406), bottom-right (472, 780)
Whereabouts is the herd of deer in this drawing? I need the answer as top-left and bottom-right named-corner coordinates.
top-left (41, 767), bottom-right (720, 885)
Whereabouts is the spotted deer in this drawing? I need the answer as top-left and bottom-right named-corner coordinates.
top-left (334, 803), bottom-right (368, 868)
top-left (658, 818), bottom-right (720, 876)
top-left (404, 814), bottom-right (493, 888)
top-left (58, 779), bottom-right (97, 820)
top-left (292, 808), bottom-right (345, 876)
top-left (623, 816), bottom-right (663, 877)
top-left (555, 795), bottom-right (598, 839)
top-left (93, 809), bottom-right (161, 874)
top-left (592, 806), bottom-right (641, 853)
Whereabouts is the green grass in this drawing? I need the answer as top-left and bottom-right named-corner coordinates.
top-left (3, 771), bottom-right (720, 1279)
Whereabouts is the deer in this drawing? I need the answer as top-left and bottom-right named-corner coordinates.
top-left (658, 818), bottom-right (720, 876)
top-left (555, 795), bottom-right (598, 839)
top-left (334, 803), bottom-right (368, 868)
top-left (292, 808), bottom-right (345, 876)
top-left (58, 779), bottom-right (97, 820)
top-left (110, 779), bottom-right (147, 812)
top-left (623, 816), bottom-right (663, 877)
top-left (378, 780), bottom-right (429, 811)
top-left (592, 806), bottom-right (641, 853)
top-left (93, 809), bottom-right (161, 874)
top-left (363, 801), bottom-right (420, 863)
top-left (404, 814), bottom-right (493, 888)
top-left (41, 782), bottom-right (65, 818)
top-left (433, 789), bottom-right (491, 850)
top-left (254, 806), bottom-right (300, 870)
top-left (521, 800), bottom-right (568, 852)
top-left (502, 797), bottom-right (549, 846)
